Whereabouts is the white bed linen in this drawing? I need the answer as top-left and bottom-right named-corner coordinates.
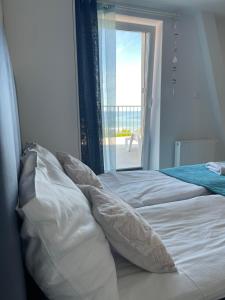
top-left (99, 170), bottom-right (209, 208)
top-left (117, 195), bottom-right (225, 300)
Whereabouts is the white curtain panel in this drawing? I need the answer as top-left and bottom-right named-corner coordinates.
top-left (141, 30), bottom-right (156, 170)
top-left (98, 5), bottom-right (117, 172)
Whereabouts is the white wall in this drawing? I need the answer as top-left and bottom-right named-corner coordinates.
top-left (2, 0), bottom-right (81, 157)
top-left (195, 12), bottom-right (225, 163)
top-left (159, 13), bottom-right (224, 168)
top-left (216, 16), bottom-right (225, 65)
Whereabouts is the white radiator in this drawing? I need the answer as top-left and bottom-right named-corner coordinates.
top-left (174, 139), bottom-right (217, 167)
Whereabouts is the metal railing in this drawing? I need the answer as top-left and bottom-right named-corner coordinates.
top-left (102, 105), bottom-right (142, 135)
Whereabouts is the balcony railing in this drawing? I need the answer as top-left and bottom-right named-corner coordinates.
top-left (102, 105), bottom-right (142, 135)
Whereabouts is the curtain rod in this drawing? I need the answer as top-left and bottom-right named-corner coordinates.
top-left (97, 1), bottom-right (178, 18)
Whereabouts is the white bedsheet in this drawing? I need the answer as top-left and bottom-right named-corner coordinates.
top-left (99, 170), bottom-right (209, 208)
top-left (117, 195), bottom-right (225, 300)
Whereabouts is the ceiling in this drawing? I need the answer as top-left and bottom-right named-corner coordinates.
top-left (111, 0), bottom-right (225, 15)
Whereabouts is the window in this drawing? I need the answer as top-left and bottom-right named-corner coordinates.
top-left (115, 29), bottom-right (143, 169)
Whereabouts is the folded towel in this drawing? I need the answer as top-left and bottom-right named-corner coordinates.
top-left (206, 162), bottom-right (225, 175)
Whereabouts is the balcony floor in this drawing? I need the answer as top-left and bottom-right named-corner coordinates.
top-left (116, 137), bottom-right (141, 169)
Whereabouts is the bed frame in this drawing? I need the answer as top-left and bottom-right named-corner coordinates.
top-left (0, 80), bottom-right (47, 299)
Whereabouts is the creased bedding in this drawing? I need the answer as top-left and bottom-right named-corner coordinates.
top-left (117, 195), bottom-right (225, 300)
top-left (99, 170), bottom-right (209, 208)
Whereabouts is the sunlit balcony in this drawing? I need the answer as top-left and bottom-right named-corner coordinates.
top-left (102, 105), bottom-right (142, 170)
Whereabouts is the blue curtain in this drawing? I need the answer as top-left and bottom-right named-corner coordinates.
top-left (75, 0), bottom-right (104, 174)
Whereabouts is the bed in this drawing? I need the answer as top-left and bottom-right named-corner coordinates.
top-left (2, 90), bottom-right (225, 300)
top-left (99, 170), bottom-right (210, 208)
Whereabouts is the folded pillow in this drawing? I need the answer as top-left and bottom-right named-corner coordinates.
top-left (56, 152), bottom-right (103, 188)
top-left (81, 185), bottom-right (177, 273)
top-left (18, 150), bottom-right (119, 300)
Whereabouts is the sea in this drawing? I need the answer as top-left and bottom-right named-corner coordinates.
top-left (102, 110), bottom-right (142, 132)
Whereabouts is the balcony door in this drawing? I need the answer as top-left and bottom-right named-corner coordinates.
top-left (99, 11), bottom-right (156, 171)
top-left (115, 23), bottom-right (155, 170)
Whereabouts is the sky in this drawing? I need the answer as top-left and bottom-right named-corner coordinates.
top-left (116, 30), bottom-right (142, 106)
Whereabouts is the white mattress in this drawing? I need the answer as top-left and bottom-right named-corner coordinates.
top-left (99, 170), bottom-right (209, 208)
top-left (117, 195), bottom-right (225, 300)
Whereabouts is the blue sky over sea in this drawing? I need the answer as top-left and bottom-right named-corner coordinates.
top-left (116, 30), bottom-right (142, 106)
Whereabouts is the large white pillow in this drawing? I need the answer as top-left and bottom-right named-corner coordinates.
top-left (18, 150), bottom-right (119, 300)
top-left (81, 185), bottom-right (177, 273)
top-left (56, 152), bottom-right (103, 188)
top-left (24, 142), bottom-right (63, 171)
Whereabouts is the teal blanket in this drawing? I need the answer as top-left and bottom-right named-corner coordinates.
top-left (160, 164), bottom-right (225, 196)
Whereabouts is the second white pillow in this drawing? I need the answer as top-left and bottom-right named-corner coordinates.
top-left (57, 152), bottom-right (103, 188)
top-left (81, 185), bottom-right (177, 273)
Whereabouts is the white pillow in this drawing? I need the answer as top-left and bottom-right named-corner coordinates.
top-left (56, 152), bottom-right (103, 188)
top-left (81, 185), bottom-right (177, 273)
top-left (24, 142), bottom-right (63, 171)
top-left (18, 150), bottom-right (119, 300)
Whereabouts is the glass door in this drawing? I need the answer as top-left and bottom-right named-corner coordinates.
top-left (115, 24), bottom-right (155, 170)
top-left (99, 12), bottom-right (156, 171)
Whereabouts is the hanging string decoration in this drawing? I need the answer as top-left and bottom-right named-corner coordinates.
top-left (171, 18), bottom-right (179, 96)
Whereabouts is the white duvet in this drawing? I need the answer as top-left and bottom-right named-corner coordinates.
top-left (117, 195), bottom-right (225, 300)
top-left (99, 170), bottom-right (209, 208)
